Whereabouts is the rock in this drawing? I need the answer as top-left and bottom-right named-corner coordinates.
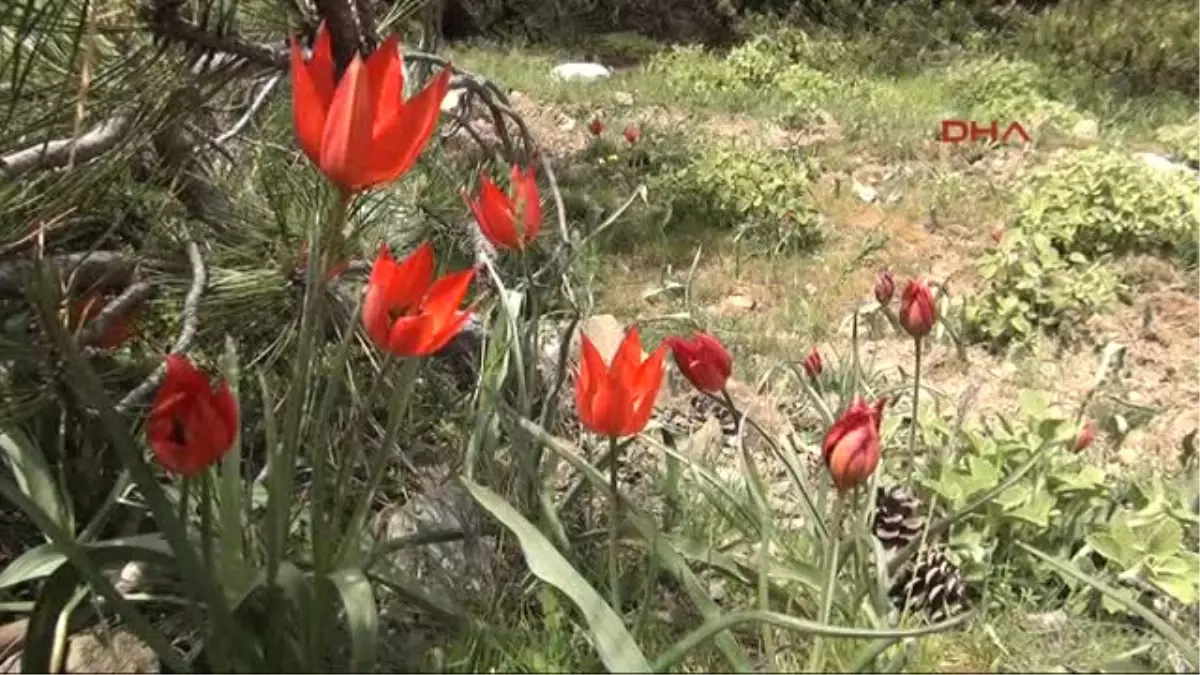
top-left (853, 182), bottom-right (878, 203)
top-left (372, 483), bottom-right (498, 603)
top-left (550, 62), bottom-right (612, 81)
top-left (1071, 118), bottom-right (1099, 142)
top-left (64, 630), bottom-right (158, 673)
top-left (613, 91), bottom-right (634, 106)
top-left (555, 113), bottom-right (577, 131)
top-left (1024, 609), bottom-right (1068, 633)
top-left (717, 295), bottom-right (757, 314)
top-left (1138, 152), bottom-right (1195, 174)
top-left (440, 88), bottom-right (464, 114)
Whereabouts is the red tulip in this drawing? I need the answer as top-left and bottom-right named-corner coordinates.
top-left (147, 355), bottom-right (239, 477)
top-left (71, 292), bottom-right (136, 349)
top-left (875, 269), bottom-right (895, 305)
top-left (588, 118), bottom-right (604, 136)
top-left (362, 242), bottom-right (475, 357)
top-left (803, 347), bottom-right (823, 379)
top-left (623, 124), bottom-right (640, 144)
top-left (899, 278), bottom-right (937, 339)
top-left (290, 23), bottom-right (451, 194)
top-left (575, 326), bottom-right (667, 438)
top-left (822, 396), bottom-right (886, 491)
top-left (1073, 419), bottom-right (1096, 452)
top-left (665, 332), bottom-right (732, 394)
top-left (463, 165), bottom-right (542, 251)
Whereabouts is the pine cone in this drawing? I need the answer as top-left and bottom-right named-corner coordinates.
top-left (873, 485), bottom-right (926, 553)
top-left (891, 547), bottom-right (968, 623)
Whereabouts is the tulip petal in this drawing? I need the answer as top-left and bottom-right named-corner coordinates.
top-left (320, 55), bottom-right (375, 191)
top-left (361, 67), bottom-right (451, 187)
top-left (389, 242), bottom-right (436, 311)
top-left (625, 343), bottom-right (666, 436)
top-left (290, 36), bottom-right (329, 167)
top-left (610, 326), bottom-right (644, 381)
top-left (513, 165), bottom-right (542, 243)
top-left (364, 34), bottom-right (404, 136)
top-left (419, 269), bottom-right (474, 324)
top-left (576, 336), bottom-right (608, 433)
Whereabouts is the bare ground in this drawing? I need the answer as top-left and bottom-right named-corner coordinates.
top-left (514, 93), bottom-right (1200, 472)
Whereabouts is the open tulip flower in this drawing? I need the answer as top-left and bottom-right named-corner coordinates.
top-left (362, 242), bottom-right (475, 358)
top-left (147, 355), bottom-right (239, 477)
top-left (575, 326), bottom-right (667, 438)
top-left (464, 165), bottom-right (542, 251)
top-left (290, 23), bottom-right (451, 195)
top-left (665, 332), bottom-right (732, 394)
top-left (822, 396), bottom-right (886, 491)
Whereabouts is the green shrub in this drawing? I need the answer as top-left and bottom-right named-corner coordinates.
top-left (964, 228), bottom-right (1122, 345)
top-left (1017, 0), bottom-right (1199, 99)
top-left (1156, 118), bottom-right (1200, 167)
top-left (1012, 148), bottom-right (1200, 259)
top-left (942, 56), bottom-right (1082, 132)
top-left (646, 44), bottom-right (749, 100)
top-left (653, 140), bottom-right (822, 247)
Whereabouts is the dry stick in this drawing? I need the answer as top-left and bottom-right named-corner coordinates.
top-left (114, 237), bottom-right (206, 413)
top-left (214, 74), bottom-right (282, 146)
top-left (76, 281), bottom-right (155, 347)
top-left (0, 114), bottom-right (133, 181)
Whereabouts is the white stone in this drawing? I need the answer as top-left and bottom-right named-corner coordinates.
top-left (550, 62), bottom-right (613, 81)
top-left (1138, 152), bottom-right (1195, 174)
top-left (1071, 118), bottom-right (1099, 141)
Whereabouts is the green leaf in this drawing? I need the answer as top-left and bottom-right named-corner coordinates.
top-left (461, 478), bottom-right (652, 674)
top-left (993, 481), bottom-right (1032, 511)
top-left (22, 561), bottom-right (87, 673)
top-left (0, 426), bottom-right (72, 535)
top-left (1145, 519), bottom-right (1183, 558)
top-left (1009, 489), bottom-right (1054, 528)
top-left (0, 534), bottom-right (171, 590)
top-left (1018, 542), bottom-right (1197, 671)
top-left (327, 568), bottom-right (378, 673)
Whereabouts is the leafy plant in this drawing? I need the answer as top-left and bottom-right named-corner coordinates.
top-left (963, 227), bottom-right (1122, 345)
top-left (656, 140), bottom-right (823, 250)
top-left (917, 391), bottom-right (1109, 585)
top-left (1012, 147), bottom-right (1200, 260)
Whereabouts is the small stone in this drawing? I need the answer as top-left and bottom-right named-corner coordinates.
top-left (550, 62), bottom-right (612, 81)
top-left (440, 88), bottom-right (464, 114)
top-left (1071, 118), bottom-right (1099, 142)
top-left (556, 114), bottom-right (577, 131)
top-left (853, 182), bottom-right (878, 203)
top-left (613, 91), bottom-right (634, 105)
top-left (720, 295), bottom-right (757, 313)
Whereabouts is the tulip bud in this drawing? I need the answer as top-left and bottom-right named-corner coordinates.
top-left (822, 396), bottom-right (886, 491)
top-left (588, 118), bottom-right (604, 136)
top-left (989, 227), bottom-right (1005, 244)
top-left (875, 269), bottom-right (895, 305)
top-left (1073, 419), bottom-right (1096, 452)
top-left (899, 278), bottom-right (937, 339)
top-left (623, 124), bottom-right (640, 144)
top-left (803, 347), bottom-right (823, 380)
top-left (666, 332), bottom-right (733, 394)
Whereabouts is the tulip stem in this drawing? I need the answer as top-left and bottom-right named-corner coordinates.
top-left (607, 435), bottom-right (622, 615)
top-left (807, 495), bottom-right (843, 672)
top-left (907, 337), bottom-right (923, 481)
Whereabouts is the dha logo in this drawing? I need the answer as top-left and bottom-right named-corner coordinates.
top-left (940, 120), bottom-right (1031, 145)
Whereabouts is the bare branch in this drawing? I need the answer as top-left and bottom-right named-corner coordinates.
top-left (214, 75), bottom-right (282, 145)
top-left (77, 282), bottom-right (156, 347)
top-left (0, 251), bottom-right (136, 300)
top-left (115, 238), bottom-right (206, 413)
top-left (0, 114), bottom-right (134, 181)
